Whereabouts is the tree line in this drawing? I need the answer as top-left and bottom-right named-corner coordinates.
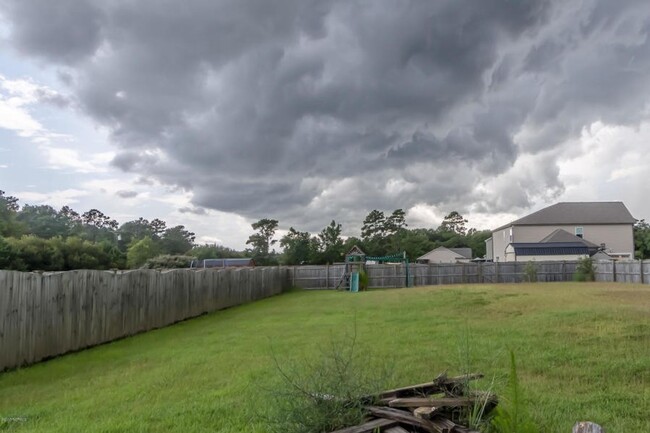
top-left (0, 190), bottom-right (201, 271)
top-left (18, 189), bottom-right (650, 270)
top-left (0, 190), bottom-right (493, 270)
top-left (246, 210), bottom-right (492, 266)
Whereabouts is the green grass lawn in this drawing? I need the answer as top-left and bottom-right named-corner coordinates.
top-left (1, 283), bottom-right (649, 433)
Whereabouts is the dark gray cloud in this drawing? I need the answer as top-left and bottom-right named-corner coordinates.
top-left (34, 88), bottom-right (71, 108)
top-left (1, 0), bottom-right (104, 64)
top-left (3, 0), bottom-right (650, 231)
top-left (178, 206), bottom-right (207, 215)
top-left (115, 190), bottom-right (138, 199)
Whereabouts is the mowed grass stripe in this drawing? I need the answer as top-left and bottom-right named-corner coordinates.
top-left (0, 283), bottom-right (648, 432)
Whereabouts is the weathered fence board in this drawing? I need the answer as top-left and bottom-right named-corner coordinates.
top-left (286, 260), bottom-right (650, 289)
top-left (0, 267), bottom-right (288, 372)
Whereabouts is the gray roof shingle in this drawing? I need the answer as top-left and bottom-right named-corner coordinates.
top-left (448, 247), bottom-right (472, 259)
top-left (495, 202), bottom-right (635, 231)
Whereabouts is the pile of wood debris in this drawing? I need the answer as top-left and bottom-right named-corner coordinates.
top-left (330, 373), bottom-right (497, 433)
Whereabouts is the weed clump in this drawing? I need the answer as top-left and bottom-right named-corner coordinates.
top-left (489, 351), bottom-right (540, 433)
top-left (523, 261), bottom-right (538, 283)
top-left (573, 257), bottom-right (596, 282)
top-left (265, 330), bottom-right (393, 433)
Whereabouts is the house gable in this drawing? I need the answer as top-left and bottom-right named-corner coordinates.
top-left (417, 246), bottom-right (472, 263)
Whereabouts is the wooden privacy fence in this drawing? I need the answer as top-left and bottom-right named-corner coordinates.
top-left (0, 267), bottom-right (289, 372)
top-left (287, 260), bottom-right (650, 289)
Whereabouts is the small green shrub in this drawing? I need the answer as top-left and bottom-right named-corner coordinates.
top-left (573, 257), bottom-right (595, 282)
top-left (523, 261), bottom-right (538, 283)
top-left (142, 254), bottom-right (195, 269)
top-left (358, 268), bottom-right (369, 291)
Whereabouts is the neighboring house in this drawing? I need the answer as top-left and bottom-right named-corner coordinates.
top-left (190, 258), bottom-right (255, 268)
top-left (504, 229), bottom-right (598, 261)
top-left (417, 247), bottom-right (472, 264)
top-left (487, 202), bottom-right (636, 262)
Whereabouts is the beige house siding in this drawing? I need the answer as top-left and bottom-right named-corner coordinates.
top-left (418, 248), bottom-right (470, 263)
top-left (492, 224), bottom-right (634, 262)
top-left (492, 227), bottom-right (512, 262)
top-left (485, 238), bottom-right (493, 261)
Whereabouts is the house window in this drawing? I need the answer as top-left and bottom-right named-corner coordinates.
top-left (575, 227), bottom-right (584, 238)
top-left (509, 227), bottom-right (513, 242)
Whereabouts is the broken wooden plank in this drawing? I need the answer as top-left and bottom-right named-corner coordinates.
top-left (329, 418), bottom-right (398, 433)
top-left (366, 406), bottom-right (440, 433)
top-left (430, 416), bottom-right (482, 433)
top-left (378, 374), bottom-right (484, 400)
top-left (388, 397), bottom-right (474, 409)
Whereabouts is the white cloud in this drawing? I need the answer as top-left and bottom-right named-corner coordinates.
top-left (14, 188), bottom-right (88, 208)
top-left (556, 121), bottom-right (650, 220)
top-left (40, 146), bottom-right (114, 173)
top-left (0, 75), bottom-right (62, 141)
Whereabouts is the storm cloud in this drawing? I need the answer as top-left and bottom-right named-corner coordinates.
top-left (3, 0), bottom-right (650, 231)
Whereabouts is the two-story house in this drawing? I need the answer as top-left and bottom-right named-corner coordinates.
top-left (485, 202), bottom-right (636, 262)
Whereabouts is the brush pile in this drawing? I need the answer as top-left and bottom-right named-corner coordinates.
top-left (329, 373), bottom-right (497, 433)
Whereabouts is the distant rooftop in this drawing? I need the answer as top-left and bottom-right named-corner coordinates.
top-left (448, 247), bottom-right (472, 259)
top-left (495, 202), bottom-right (636, 231)
top-left (539, 229), bottom-right (599, 248)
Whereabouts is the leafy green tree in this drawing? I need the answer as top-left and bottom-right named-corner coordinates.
top-left (59, 236), bottom-right (112, 270)
top-left (127, 237), bottom-right (160, 268)
top-left (280, 227), bottom-right (313, 265)
top-left (400, 228), bottom-right (434, 260)
top-left (0, 190), bottom-right (23, 237)
top-left (160, 225), bottom-right (195, 255)
top-left (6, 235), bottom-right (65, 271)
top-left (634, 219), bottom-right (650, 259)
top-left (466, 229), bottom-right (492, 259)
top-left (318, 220), bottom-right (345, 264)
top-left (361, 210), bottom-right (388, 255)
top-left (385, 209), bottom-right (408, 252)
top-left (117, 218), bottom-right (155, 251)
top-left (150, 218), bottom-right (167, 239)
top-left (59, 205), bottom-right (83, 236)
top-left (439, 211), bottom-right (468, 236)
top-left (0, 236), bottom-right (15, 269)
top-left (246, 218), bottom-right (279, 264)
top-left (385, 209), bottom-right (407, 236)
top-left (361, 210), bottom-right (386, 240)
top-left (189, 244), bottom-right (245, 260)
top-left (81, 209), bottom-right (119, 243)
top-left (17, 205), bottom-right (69, 238)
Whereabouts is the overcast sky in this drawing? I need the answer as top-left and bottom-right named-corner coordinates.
top-left (1, 0), bottom-right (650, 249)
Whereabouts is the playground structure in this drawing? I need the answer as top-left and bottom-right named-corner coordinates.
top-left (336, 245), bottom-right (411, 291)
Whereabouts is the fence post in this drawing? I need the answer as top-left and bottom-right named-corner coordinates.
top-left (495, 261), bottom-right (500, 283)
top-left (478, 262), bottom-right (483, 284)
top-left (640, 260), bottom-right (643, 284)
top-left (612, 260), bottom-right (617, 282)
top-left (461, 264), bottom-right (466, 284)
top-left (326, 264), bottom-right (329, 290)
top-left (562, 261), bottom-right (566, 281)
